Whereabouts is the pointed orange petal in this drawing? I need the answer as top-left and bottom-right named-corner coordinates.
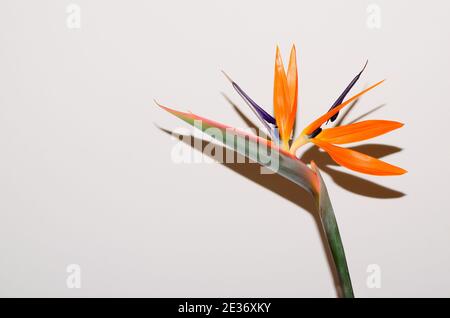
top-left (287, 44), bottom-right (298, 113)
top-left (311, 138), bottom-right (407, 176)
top-left (316, 120), bottom-right (404, 144)
top-left (285, 44), bottom-right (298, 140)
top-left (273, 46), bottom-right (291, 148)
top-left (303, 80), bottom-right (385, 135)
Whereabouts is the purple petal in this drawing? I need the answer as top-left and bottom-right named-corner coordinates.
top-left (231, 82), bottom-right (277, 125)
top-left (328, 60), bottom-right (368, 123)
top-left (222, 71), bottom-right (279, 142)
top-left (221, 71), bottom-right (276, 126)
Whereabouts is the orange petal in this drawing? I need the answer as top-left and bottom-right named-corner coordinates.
top-left (285, 44), bottom-right (298, 140)
top-left (273, 46), bottom-right (291, 148)
top-left (316, 120), bottom-right (404, 144)
top-left (287, 45), bottom-right (298, 113)
top-left (302, 80), bottom-right (385, 135)
top-left (311, 138), bottom-right (407, 176)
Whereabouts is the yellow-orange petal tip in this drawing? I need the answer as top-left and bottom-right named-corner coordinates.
top-left (221, 70), bottom-right (233, 84)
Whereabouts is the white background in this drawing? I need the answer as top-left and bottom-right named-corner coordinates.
top-left (0, 0), bottom-right (449, 297)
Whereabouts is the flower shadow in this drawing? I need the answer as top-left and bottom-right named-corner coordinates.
top-left (157, 125), bottom-right (345, 296)
top-left (300, 144), bottom-right (405, 198)
top-left (158, 126), bottom-right (315, 214)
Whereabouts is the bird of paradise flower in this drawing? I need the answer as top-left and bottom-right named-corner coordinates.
top-left (156, 44), bottom-right (406, 298)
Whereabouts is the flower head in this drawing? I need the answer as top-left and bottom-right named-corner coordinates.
top-left (160, 44), bottom-right (406, 176)
top-left (225, 45), bottom-right (406, 176)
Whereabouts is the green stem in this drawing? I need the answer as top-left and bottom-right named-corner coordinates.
top-left (312, 163), bottom-right (354, 298)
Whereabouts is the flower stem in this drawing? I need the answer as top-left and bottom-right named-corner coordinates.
top-left (311, 162), bottom-right (354, 298)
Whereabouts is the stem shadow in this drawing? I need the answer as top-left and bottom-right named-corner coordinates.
top-left (157, 126), bottom-right (344, 297)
